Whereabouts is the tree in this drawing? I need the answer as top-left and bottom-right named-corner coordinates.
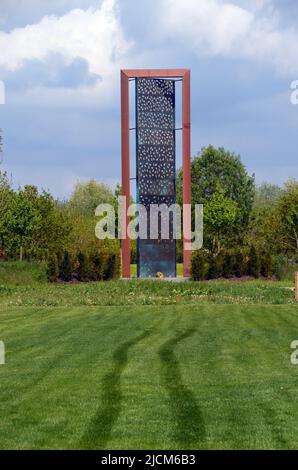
top-left (177, 146), bottom-right (255, 239)
top-left (7, 186), bottom-right (40, 261)
top-left (276, 179), bottom-right (298, 255)
top-left (0, 171), bottom-right (13, 252)
top-left (253, 182), bottom-right (281, 210)
top-left (66, 180), bottom-right (115, 258)
top-left (67, 212), bottom-right (100, 257)
top-left (32, 191), bottom-right (71, 260)
top-left (4, 185), bottom-right (71, 261)
top-left (68, 180), bottom-right (114, 217)
top-left (246, 182), bottom-right (282, 258)
top-left (203, 186), bottom-right (237, 254)
top-left (245, 206), bottom-right (279, 254)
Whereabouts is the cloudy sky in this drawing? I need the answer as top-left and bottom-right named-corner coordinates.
top-left (0, 0), bottom-right (297, 197)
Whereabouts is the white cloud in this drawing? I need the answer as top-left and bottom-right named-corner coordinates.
top-left (161, 0), bottom-right (298, 76)
top-left (0, 0), bottom-right (134, 108)
top-left (0, 0), bottom-right (131, 78)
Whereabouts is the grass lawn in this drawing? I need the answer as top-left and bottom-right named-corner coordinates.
top-left (0, 262), bottom-right (297, 449)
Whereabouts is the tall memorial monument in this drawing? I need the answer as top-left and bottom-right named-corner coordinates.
top-left (121, 69), bottom-right (191, 278)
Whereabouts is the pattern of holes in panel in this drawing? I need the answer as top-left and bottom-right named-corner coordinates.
top-left (139, 195), bottom-right (176, 207)
top-left (138, 112), bottom-right (174, 130)
top-left (137, 94), bottom-right (174, 113)
top-left (138, 128), bottom-right (173, 146)
top-left (136, 78), bottom-right (176, 278)
top-left (138, 145), bottom-right (174, 169)
top-left (137, 79), bottom-right (174, 96)
top-left (139, 178), bottom-right (174, 196)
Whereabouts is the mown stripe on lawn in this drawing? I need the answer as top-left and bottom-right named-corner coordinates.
top-left (159, 328), bottom-right (206, 448)
top-left (80, 329), bottom-right (153, 449)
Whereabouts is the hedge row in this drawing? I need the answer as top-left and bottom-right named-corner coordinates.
top-left (47, 248), bottom-right (120, 283)
top-left (191, 247), bottom-right (273, 281)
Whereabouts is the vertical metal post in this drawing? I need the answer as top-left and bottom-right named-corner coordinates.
top-left (121, 71), bottom-right (131, 278)
top-left (182, 70), bottom-right (191, 278)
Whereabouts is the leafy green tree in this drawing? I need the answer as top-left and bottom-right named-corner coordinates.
top-left (177, 146), bottom-right (255, 241)
top-left (4, 185), bottom-right (71, 261)
top-left (66, 180), bottom-right (115, 258)
top-left (246, 183), bottom-right (283, 257)
top-left (204, 186), bottom-right (237, 254)
top-left (7, 186), bottom-right (40, 261)
top-left (276, 180), bottom-right (298, 255)
top-left (245, 206), bottom-right (278, 254)
top-left (32, 191), bottom-right (71, 259)
top-left (67, 213), bottom-right (99, 257)
top-left (253, 182), bottom-right (281, 209)
top-left (68, 180), bottom-right (114, 217)
top-left (0, 171), bottom-right (13, 252)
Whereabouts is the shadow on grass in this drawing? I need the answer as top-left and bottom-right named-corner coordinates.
top-left (80, 329), bottom-right (151, 449)
top-left (159, 329), bottom-right (206, 448)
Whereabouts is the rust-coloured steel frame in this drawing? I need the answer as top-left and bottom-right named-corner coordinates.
top-left (121, 69), bottom-right (191, 278)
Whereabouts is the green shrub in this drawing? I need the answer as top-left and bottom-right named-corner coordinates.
top-left (60, 251), bottom-right (72, 282)
top-left (207, 254), bottom-right (223, 279)
top-left (77, 252), bottom-right (91, 282)
top-left (46, 253), bottom-right (59, 282)
top-left (191, 251), bottom-right (209, 281)
top-left (273, 255), bottom-right (298, 281)
top-left (56, 251), bottom-right (63, 271)
top-left (260, 252), bottom-right (273, 278)
top-left (77, 250), bottom-right (110, 282)
top-left (72, 244), bottom-right (121, 282)
top-left (103, 251), bottom-right (121, 280)
top-left (233, 249), bottom-right (246, 277)
top-left (222, 251), bottom-right (235, 278)
top-left (91, 251), bottom-right (104, 281)
top-left (246, 245), bottom-right (260, 278)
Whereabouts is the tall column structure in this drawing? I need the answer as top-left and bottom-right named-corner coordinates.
top-left (121, 69), bottom-right (191, 278)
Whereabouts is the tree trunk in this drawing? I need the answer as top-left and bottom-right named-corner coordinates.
top-left (20, 244), bottom-right (23, 262)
